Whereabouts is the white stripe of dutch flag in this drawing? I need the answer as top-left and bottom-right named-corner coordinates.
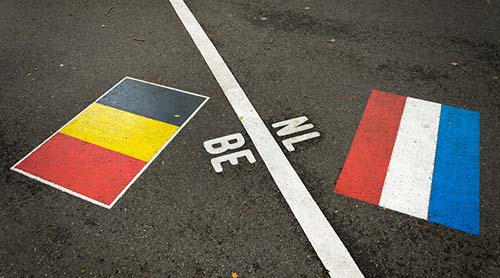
top-left (379, 97), bottom-right (441, 219)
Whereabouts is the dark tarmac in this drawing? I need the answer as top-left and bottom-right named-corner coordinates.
top-left (1, 0), bottom-right (499, 277)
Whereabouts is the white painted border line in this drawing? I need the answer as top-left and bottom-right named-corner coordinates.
top-left (379, 97), bottom-right (441, 219)
top-left (168, 1), bottom-right (363, 276)
top-left (11, 77), bottom-right (209, 209)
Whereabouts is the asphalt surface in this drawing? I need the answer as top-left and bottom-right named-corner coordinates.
top-left (1, 0), bottom-right (500, 277)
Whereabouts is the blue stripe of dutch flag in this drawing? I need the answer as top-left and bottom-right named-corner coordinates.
top-left (428, 105), bottom-right (480, 235)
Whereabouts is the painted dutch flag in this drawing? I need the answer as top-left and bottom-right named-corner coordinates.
top-left (335, 90), bottom-right (480, 235)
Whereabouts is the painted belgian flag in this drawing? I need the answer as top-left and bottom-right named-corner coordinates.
top-left (12, 77), bottom-right (208, 208)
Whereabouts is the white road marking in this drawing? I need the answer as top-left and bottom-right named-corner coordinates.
top-left (282, 132), bottom-right (321, 152)
top-left (168, 1), bottom-right (363, 276)
top-left (203, 133), bottom-right (246, 155)
top-left (203, 133), bottom-right (257, 173)
top-left (379, 97), bottom-right (441, 219)
top-left (272, 116), bottom-right (315, 137)
top-left (211, 149), bottom-right (257, 173)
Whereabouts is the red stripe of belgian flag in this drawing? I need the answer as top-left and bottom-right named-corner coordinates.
top-left (16, 133), bottom-right (146, 205)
